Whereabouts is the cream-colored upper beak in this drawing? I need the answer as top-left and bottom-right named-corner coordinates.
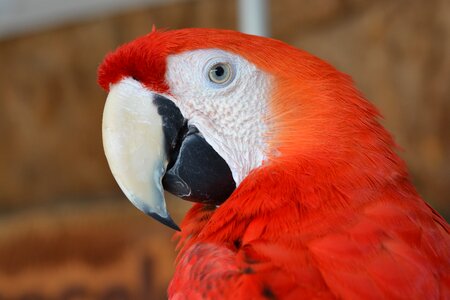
top-left (102, 78), bottom-right (171, 221)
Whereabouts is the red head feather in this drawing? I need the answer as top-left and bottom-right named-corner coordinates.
top-left (98, 28), bottom-right (413, 217)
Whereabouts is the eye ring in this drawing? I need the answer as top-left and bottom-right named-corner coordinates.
top-left (208, 62), bottom-right (233, 85)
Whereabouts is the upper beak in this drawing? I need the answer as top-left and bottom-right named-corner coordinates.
top-left (102, 79), bottom-right (235, 230)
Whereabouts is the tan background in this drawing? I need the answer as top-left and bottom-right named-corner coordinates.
top-left (0, 0), bottom-right (448, 299)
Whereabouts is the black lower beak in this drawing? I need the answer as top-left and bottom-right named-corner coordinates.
top-left (155, 96), bottom-right (236, 205)
top-left (163, 125), bottom-right (236, 204)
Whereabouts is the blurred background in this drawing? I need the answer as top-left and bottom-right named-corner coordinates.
top-left (0, 0), bottom-right (449, 299)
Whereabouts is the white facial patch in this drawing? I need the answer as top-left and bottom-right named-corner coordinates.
top-left (165, 49), bottom-right (272, 185)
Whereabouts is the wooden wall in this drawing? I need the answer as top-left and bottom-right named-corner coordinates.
top-left (0, 0), bottom-right (448, 298)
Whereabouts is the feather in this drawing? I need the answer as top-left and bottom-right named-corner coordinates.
top-left (98, 28), bottom-right (450, 299)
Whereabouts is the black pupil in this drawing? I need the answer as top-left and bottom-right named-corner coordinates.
top-left (214, 65), bottom-right (225, 77)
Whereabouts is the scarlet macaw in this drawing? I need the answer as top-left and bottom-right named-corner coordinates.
top-left (99, 28), bottom-right (449, 299)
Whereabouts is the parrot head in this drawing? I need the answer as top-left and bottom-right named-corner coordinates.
top-left (98, 28), bottom-right (398, 230)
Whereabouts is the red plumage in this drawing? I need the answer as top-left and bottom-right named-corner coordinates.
top-left (98, 28), bottom-right (450, 299)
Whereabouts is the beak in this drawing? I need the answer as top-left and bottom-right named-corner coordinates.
top-left (102, 79), bottom-right (235, 230)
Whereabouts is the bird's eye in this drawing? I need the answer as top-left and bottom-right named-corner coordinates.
top-left (208, 63), bottom-right (232, 84)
